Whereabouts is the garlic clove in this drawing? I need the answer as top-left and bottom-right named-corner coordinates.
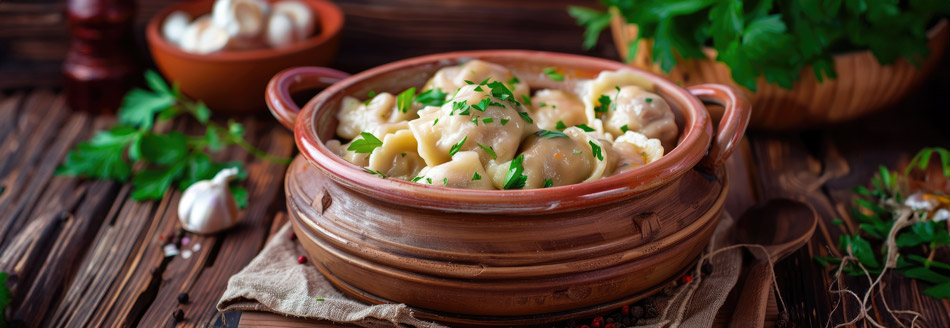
top-left (162, 11), bottom-right (192, 46)
top-left (271, 1), bottom-right (316, 41)
top-left (213, 0), bottom-right (270, 41)
top-left (179, 15), bottom-right (230, 54)
top-left (178, 168), bottom-right (241, 234)
top-left (265, 12), bottom-right (297, 48)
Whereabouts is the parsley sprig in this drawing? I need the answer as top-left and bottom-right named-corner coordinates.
top-left (503, 154), bottom-right (528, 190)
top-left (56, 70), bottom-right (291, 205)
top-left (570, 1), bottom-right (950, 91)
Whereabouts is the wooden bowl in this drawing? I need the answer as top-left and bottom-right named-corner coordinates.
top-left (145, 0), bottom-right (343, 114)
top-left (611, 17), bottom-right (949, 130)
top-left (265, 50), bottom-right (751, 325)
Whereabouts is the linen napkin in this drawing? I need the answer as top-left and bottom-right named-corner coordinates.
top-left (217, 213), bottom-right (743, 328)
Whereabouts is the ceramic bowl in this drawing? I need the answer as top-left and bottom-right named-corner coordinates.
top-left (611, 18), bottom-right (949, 130)
top-left (146, 0), bottom-right (343, 114)
top-left (266, 50), bottom-right (750, 325)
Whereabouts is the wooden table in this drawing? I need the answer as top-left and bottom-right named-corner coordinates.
top-left (2, 0), bottom-right (950, 327)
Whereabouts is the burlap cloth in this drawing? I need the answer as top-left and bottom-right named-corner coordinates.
top-left (217, 213), bottom-right (745, 328)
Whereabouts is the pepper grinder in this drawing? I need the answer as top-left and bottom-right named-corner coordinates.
top-left (62, 0), bottom-right (137, 114)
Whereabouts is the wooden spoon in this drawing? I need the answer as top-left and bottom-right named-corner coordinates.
top-left (728, 198), bottom-right (818, 328)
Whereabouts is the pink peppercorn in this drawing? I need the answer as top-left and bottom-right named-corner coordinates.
top-left (297, 256), bottom-right (307, 264)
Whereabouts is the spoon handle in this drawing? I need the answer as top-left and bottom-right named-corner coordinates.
top-left (728, 260), bottom-right (771, 328)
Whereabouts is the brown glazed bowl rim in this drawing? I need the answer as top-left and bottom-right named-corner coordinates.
top-left (145, 0), bottom-right (344, 63)
top-left (295, 50), bottom-right (715, 213)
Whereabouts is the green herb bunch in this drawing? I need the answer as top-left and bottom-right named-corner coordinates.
top-left (569, 0), bottom-right (950, 91)
top-left (817, 147), bottom-right (950, 299)
top-left (57, 71), bottom-right (292, 207)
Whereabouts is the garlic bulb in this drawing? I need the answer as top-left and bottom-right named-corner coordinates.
top-left (178, 168), bottom-right (240, 234)
top-left (265, 12), bottom-right (296, 48)
top-left (179, 15), bottom-right (230, 54)
top-left (162, 11), bottom-right (191, 46)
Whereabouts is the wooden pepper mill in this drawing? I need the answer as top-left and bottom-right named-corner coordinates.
top-left (62, 0), bottom-right (138, 114)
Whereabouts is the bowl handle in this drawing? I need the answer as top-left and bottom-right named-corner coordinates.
top-left (687, 84), bottom-right (751, 169)
top-left (266, 67), bottom-right (351, 130)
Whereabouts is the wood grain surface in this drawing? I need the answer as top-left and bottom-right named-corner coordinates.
top-left (1, 0), bottom-right (949, 327)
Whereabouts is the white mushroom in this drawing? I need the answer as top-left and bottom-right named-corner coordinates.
top-left (271, 1), bottom-right (315, 41)
top-left (179, 15), bottom-right (230, 54)
top-left (162, 11), bottom-right (191, 46)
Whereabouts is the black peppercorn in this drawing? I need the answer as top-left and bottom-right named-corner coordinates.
top-left (172, 309), bottom-right (184, 322)
top-left (702, 262), bottom-right (714, 275)
top-left (630, 306), bottom-right (644, 319)
top-left (177, 292), bottom-right (189, 304)
top-left (646, 307), bottom-right (659, 318)
top-left (605, 317), bottom-right (614, 324)
top-left (611, 313), bottom-right (623, 323)
top-left (621, 317), bottom-right (632, 326)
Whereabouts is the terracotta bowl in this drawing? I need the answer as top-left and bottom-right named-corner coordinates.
top-left (266, 50), bottom-right (751, 326)
top-left (145, 0), bottom-right (343, 114)
top-left (611, 17), bottom-right (949, 130)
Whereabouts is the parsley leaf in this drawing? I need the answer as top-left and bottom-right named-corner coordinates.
top-left (500, 118), bottom-right (510, 126)
top-left (575, 124), bottom-right (595, 132)
top-left (487, 81), bottom-right (518, 104)
top-left (482, 117), bottom-right (493, 124)
top-left (397, 87), bottom-right (416, 113)
top-left (536, 130), bottom-right (569, 139)
top-left (477, 143), bottom-right (497, 160)
top-left (507, 76), bottom-right (520, 85)
top-left (57, 126), bottom-right (140, 180)
top-left (543, 178), bottom-right (554, 188)
top-left (521, 94), bottom-right (532, 106)
top-left (503, 154), bottom-right (528, 190)
top-left (518, 112), bottom-right (533, 124)
top-left (415, 88), bottom-right (447, 107)
top-left (452, 100), bottom-right (471, 116)
top-left (595, 95), bottom-right (611, 113)
top-left (556, 120), bottom-right (567, 130)
top-left (568, 6), bottom-right (614, 50)
top-left (473, 98), bottom-right (491, 111)
top-left (589, 140), bottom-right (603, 161)
top-left (543, 67), bottom-right (564, 81)
top-left (449, 136), bottom-right (467, 156)
top-left (118, 88), bottom-right (175, 130)
top-left (620, 124), bottom-right (629, 133)
top-left (472, 172), bottom-right (482, 181)
top-left (347, 132), bottom-right (384, 153)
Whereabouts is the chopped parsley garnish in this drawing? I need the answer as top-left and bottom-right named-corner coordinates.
top-left (414, 88), bottom-right (447, 107)
top-left (449, 136), bottom-right (467, 156)
top-left (364, 168), bottom-right (388, 178)
top-left (464, 80), bottom-right (475, 85)
top-left (503, 154), bottom-right (528, 189)
top-left (443, 177), bottom-right (448, 185)
top-left (507, 76), bottom-right (520, 85)
top-left (543, 67), bottom-right (564, 81)
top-left (536, 129), bottom-right (569, 138)
top-left (575, 124), bottom-right (595, 132)
top-left (555, 120), bottom-right (567, 130)
top-left (620, 124), bottom-right (629, 133)
top-left (473, 98), bottom-right (491, 111)
top-left (615, 86), bottom-right (620, 92)
top-left (543, 178), bottom-right (553, 188)
top-left (518, 112), bottom-right (533, 124)
top-left (595, 94), bottom-right (611, 113)
top-left (482, 117), bottom-right (493, 124)
top-left (572, 150), bottom-right (583, 155)
top-left (347, 132), bottom-right (383, 153)
top-left (500, 118), bottom-right (510, 125)
top-left (452, 100), bottom-right (471, 116)
top-left (470, 116), bottom-right (479, 125)
top-left (472, 172), bottom-right (482, 181)
top-left (474, 86), bottom-right (484, 92)
top-left (397, 87), bottom-right (416, 113)
top-left (487, 81), bottom-right (518, 104)
top-left (589, 141), bottom-right (603, 161)
top-left (426, 177), bottom-right (432, 184)
top-left (645, 97), bottom-right (653, 103)
top-left (539, 102), bottom-right (548, 108)
top-left (432, 118), bottom-right (439, 126)
top-left (412, 176), bottom-right (424, 182)
top-left (521, 94), bottom-right (532, 106)
top-left (477, 143), bottom-right (497, 159)
top-left (479, 78), bottom-right (490, 85)
top-left (364, 90), bottom-right (377, 105)
top-left (400, 153), bottom-right (406, 157)
top-left (490, 101), bottom-right (505, 107)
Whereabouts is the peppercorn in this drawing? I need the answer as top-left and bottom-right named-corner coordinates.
top-left (298, 256), bottom-right (308, 264)
top-left (776, 318), bottom-right (788, 328)
top-left (591, 316), bottom-right (604, 328)
top-left (661, 285), bottom-right (675, 296)
top-left (646, 307), bottom-right (659, 318)
top-left (621, 304), bottom-right (630, 316)
top-left (290, 232), bottom-right (297, 240)
top-left (630, 306), bottom-right (644, 319)
top-left (621, 317), bottom-right (632, 326)
top-left (580, 325), bottom-right (590, 328)
top-left (610, 313), bottom-right (623, 323)
top-left (172, 309), bottom-right (184, 322)
top-left (605, 317), bottom-right (613, 323)
top-left (177, 292), bottom-right (189, 304)
top-left (604, 323), bottom-right (614, 328)
top-left (702, 262), bottom-right (714, 275)
top-left (681, 275), bottom-right (693, 284)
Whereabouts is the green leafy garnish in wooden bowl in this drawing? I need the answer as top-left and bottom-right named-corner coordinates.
top-left (56, 70), bottom-right (292, 207)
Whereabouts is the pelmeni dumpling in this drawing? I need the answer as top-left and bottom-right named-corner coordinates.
top-left (611, 131), bottom-right (664, 175)
top-left (528, 89), bottom-right (586, 131)
top-left (336, 93), bottom-right (417, 140)
top-left (414, 151), bottom-right (495, 190)
top-left (577, 70), bottom-right (654, 124)
top-left (326, 139), bottom-right (370, 167)
top-left (487, 127), bottom-right (597, 189)
top-left (367, 130), bottom-right (426, 179)
top-left (601, 86), bottom-right (678, 151)
top-left (408, 84), bottom-right (536, 168)
top-left (424, 60), bottom-right (530, 102)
